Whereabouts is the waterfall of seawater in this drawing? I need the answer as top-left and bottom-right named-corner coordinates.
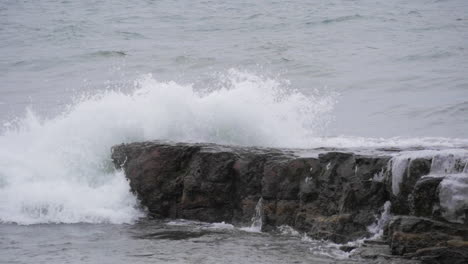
top-left (390, 150), bottom-right (468, 224)
top-left (241, 197), bottom-right (264, 233)
top-left (367, 201), bottom-right (392, 240)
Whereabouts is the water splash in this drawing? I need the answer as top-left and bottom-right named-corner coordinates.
top-left (0, 70), bottom-right (336, 225)
top-left (241, 197), bottom-right (264, 233)
top-left (367, 201), bottom-right (392, 240)
top-left (278, 225), bottom-right (300, 236)
top-left (1, 69), bottom-right (467, 225)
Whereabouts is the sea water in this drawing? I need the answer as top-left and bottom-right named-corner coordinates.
top-left (1, 0), bottom-right (467, 263)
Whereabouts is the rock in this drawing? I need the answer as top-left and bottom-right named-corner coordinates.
top-left (297, 213), bottom-right (372, 243)
top-left (363, 239), bottom-right (390, 245)
top-left (391, 158), bottom-right (432, 215)
top-left (351, 243), bottom-right (421, 264)
top-left (113, 142), bottom-right (200, 218)
top-left (339, 245), bottom-right (357, 252)
top-left (411, 246), bottom-right (468, 264)
top-left (111, 141), bottom-right (393, 243)
top-left (411, 177), bottom-right (443, 218)
top-left (386, 216), bottom-right (468, 239)
top-left (179, 150), bottom-right (237, 222)
top-left (390, 231), bottom-right (460, 255)
top-left (111, 141), bottom-right (468, 262)
top-left (352, 243), bottom-right (393, 259)
top-left (438, 174), bottom-right (468, 224)
top-left (386, 216), bottom-right (468, 260)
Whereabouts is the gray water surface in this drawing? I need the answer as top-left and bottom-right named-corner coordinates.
top-left (1, 220), bottom-right (362, 264)
top-left (1, 0), bottom-right (468, 137)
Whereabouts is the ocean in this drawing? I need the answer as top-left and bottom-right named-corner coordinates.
top-left (1, 0), bottom-right (467, 263)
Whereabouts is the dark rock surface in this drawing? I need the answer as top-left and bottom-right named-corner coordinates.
top-left (111, 142), bottom-right (393, 242)
top-left (111, 141), bottom-right (468, 263)
top-left (411, 177), bottom-right (444, 219)
top-left (386, 216), bottom-right (468, 257)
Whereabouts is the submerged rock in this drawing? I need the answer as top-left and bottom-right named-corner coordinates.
top-left (411, 246), bottom-right (468, 264)
top-left (386, 216), bottom-right (468, 262)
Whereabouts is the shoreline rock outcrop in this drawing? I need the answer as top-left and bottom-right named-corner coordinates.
top-left (111, 141), bottom-right (468, 263)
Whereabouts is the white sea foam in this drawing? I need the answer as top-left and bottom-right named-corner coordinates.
top-left (302, 136), bottom-right (468, 150)
top-left (0, 70), bottom-right (335, 225)
top-left (165, 219), bottom-right (234, 230)
top-left (207, 222), bottom-right (235, 230)
top-left (278, 225), bottom-right (301, 236)
top-left (439, 174), bottom-right (468, 224)
top-left (166, 219), bottom-right (202, 226)
top-left (301, 234), bottom-right (351, 260)
top-left (0, 108), bottom-right (144, 224)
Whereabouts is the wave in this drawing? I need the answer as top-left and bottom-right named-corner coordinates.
top-left (86, 50), bottom-right (127, 58)
top-left (0, 69), bottom-right (466, 225)
top-left (0, 69), bottom-right (334, 224)
top-left (321, 14), bottom-right (363, 24)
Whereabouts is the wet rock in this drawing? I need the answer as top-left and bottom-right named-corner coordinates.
top-left (390, 231), bottom-right (460, 255)
top-left (111, 141), bottom-right (394, 243)
top-left (111, 140), bottom-right (467, 263)
top-left (353, 243), bottom-right (393, 259)
top-left (386, 216), bottom-right (468, 239)
top-left (339, 245), bottom-right (357, 252)
top-left (352, 244), bottom-right (421, 264)
top-left (410, 246), bottom-right (468, 264)
top-left (391, 158), bottom-right (432, 215)
top-left (111, 142), bottom-right (200, 218)
top-left (300, 213), bottom-right (373, 243)
top-left (411, 177), bottom-right (443, 218)
top-left (179, 150), bottom-right (237, 222)
top-left (386, 216), bottom-right (468, 261)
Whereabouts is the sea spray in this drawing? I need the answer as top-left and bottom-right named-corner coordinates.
top-left (1, 69), bottom-right (467, 225)
top-left (0, 70), bottom-right (334, 224)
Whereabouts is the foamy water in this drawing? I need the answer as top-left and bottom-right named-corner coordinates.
top-left (0, 69), bottom-right (327, 225)
top-left (0, 70), bottom-right (331, 224)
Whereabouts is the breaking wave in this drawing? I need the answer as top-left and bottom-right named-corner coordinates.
top-left (0, 69), bottom-right (466, 224)
top-left (0, 70), bottom-right (334, 224)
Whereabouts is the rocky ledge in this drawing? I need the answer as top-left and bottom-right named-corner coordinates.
top-left (111, 141), bottom-right (468, 263)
